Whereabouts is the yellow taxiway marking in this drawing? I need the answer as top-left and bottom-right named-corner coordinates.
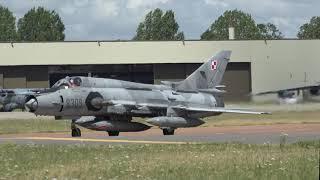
top-left (2, 137), bottom-right (191, 145)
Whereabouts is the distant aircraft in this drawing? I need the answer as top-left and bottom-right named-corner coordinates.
top-left (25, 50), bottom-right (269, 137)
top-left (255, 85), bottom-right (320, 104)
top-left (0, 89), bottom-right (47, 112)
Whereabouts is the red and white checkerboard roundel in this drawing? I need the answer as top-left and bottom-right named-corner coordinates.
top-left (211, 60), bottom-right (218, 70)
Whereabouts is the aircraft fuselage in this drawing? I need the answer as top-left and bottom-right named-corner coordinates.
top-left (28, 87), bottom-right (223, 118)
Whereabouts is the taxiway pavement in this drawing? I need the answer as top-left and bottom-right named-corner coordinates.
top-left (0, 124), bottom-right (319, 145)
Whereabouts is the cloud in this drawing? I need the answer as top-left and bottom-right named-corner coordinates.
top-left (0, 0), bottom-right (318, 40)
top-left (94, 0), bottom-right (119, 18)
top-left (126, 0), bottom-right (171, 9)
top-left (202, 0), bottom-right (320, 37)
top-left (204, 0), bottom-right (229, 8)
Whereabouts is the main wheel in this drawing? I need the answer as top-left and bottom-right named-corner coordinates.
top-left (76, 128), bottom-right (81, 136)
top-left (71, 128), bottom-right (81, 137)
top-left (163, 128), bottom-right (175, 135)
top-left (108, 131), bottom-right (120, 136)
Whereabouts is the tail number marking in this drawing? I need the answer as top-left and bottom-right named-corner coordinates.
top-left (66, 99), bottom-right (83, 108)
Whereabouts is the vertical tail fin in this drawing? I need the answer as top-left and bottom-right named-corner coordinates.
top-left (176, 50), bottom-right (231, 91)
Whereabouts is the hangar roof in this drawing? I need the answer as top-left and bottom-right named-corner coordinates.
top-left (0, 40), bottom-right (319, 66)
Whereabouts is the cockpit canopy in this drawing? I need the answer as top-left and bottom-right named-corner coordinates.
top-left (52, 76), bottom-right (82, 89)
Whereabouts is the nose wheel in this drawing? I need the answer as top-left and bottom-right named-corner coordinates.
top-left (71, 120), bottom-right (81, 137)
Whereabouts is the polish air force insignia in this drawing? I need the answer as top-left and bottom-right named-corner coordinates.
top-left (211, 60), bottom-right (218, 70)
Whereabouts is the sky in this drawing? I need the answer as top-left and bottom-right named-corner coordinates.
top-left (0, 0), bottom-right (318, 40)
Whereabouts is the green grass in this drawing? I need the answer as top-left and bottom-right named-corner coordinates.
top-left (0, 119), bottom-right (70, 135)
top-left (0, 141), bottom-right (319, 179)
top-left (204, 111), bottom-right (320, 126)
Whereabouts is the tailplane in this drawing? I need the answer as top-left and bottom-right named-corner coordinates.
top-left (176, 50), bottom-right (231, 91)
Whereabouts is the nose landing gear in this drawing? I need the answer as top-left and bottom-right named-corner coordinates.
top-left (71, 120), bottom-right (81, 137)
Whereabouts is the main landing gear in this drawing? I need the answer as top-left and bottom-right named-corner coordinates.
top-left (162, 128), bottom-right (175, 135)
top-left (107, 131), bottom-right (120, 136)
top-left (72, 128), bottom-right (81, 137)
top-left (71, 120), bottom-right (81, 137)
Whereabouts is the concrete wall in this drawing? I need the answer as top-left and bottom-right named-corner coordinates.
top-left (0, 41), bottom-right (245, 65)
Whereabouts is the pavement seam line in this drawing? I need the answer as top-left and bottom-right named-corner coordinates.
top-left (0, 137), bottom-right (193, 145)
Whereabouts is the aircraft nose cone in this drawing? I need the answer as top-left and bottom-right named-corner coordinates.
top-left (25, 98), bottom-right (38, 112)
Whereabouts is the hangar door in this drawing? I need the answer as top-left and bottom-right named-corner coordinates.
top-left (0, 67), bottom-right (26, 88)
top-left (188, 62), bottom-right (251, 101)
top-left (222, 62), bottom-right (251, 101)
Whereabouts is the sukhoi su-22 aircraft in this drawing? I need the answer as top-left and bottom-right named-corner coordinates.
top-left (25, 51), bottom-right (269, 137)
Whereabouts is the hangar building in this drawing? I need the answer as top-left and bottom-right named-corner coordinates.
top-left (0, 40), bottom-right (319, 101)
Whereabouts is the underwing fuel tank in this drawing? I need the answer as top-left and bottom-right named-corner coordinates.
top-left (75, 116), bottom-right (150, 132)
top-left (146, 116), bottom-right (204, 128)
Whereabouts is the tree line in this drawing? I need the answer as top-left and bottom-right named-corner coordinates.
top-left (0, 5), bottom-right (319, 41)
top-left (136, 8), bottom-right (320, 41)
top-left (0, 6), bottom-right (64, 41)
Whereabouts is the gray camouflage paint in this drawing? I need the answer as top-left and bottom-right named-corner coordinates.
top-left (25, 51), bottom-right (249, 132)
top-left (30, 87), bottom-right (220, 118)
top-left (28, 51), bottom-right (231, 118)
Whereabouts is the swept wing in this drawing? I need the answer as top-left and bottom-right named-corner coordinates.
top-left (171, 106), bottom-right (270, 115)
top-left (100, 100), bottom-right (269, 115)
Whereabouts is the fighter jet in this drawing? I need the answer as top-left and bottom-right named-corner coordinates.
top-left (255, 85), bottom-right (320, 104)
top-left (25, 51), bottom-right (269, 137)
